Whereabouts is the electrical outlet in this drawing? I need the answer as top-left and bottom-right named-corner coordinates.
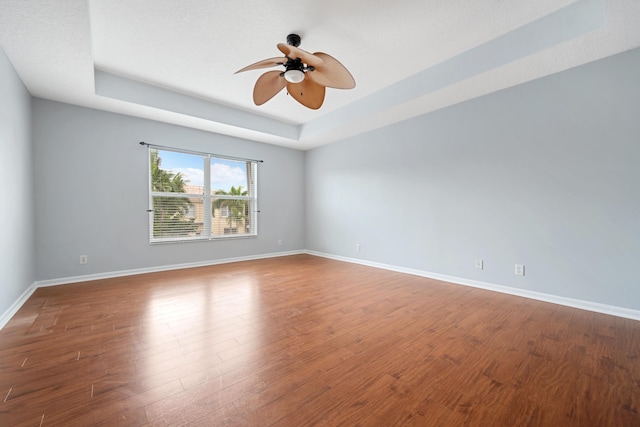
top-left (356, 243), bottom-right (360, 252)
top-left (475, 259), bottom-right (483, 270)
top-left (79, 255), bottom-right (88, 265)
top-left (515, 264), bottom-right (525, 276)
top-left (278, 239), bottom-right (282, 246)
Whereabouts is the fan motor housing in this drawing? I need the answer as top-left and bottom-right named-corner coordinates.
top-left (286, 33), bottom-right (301, 47)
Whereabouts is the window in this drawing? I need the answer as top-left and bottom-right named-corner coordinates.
top-left (148, 147), bottom-right (258, 243)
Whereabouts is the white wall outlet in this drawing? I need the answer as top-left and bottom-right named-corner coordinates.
top-left (278, 239), bottom-right (282, 246)
top-left (79, 255), bottom-right (88, 265)
top-left (475, 259), bottom-right (483, 270)
top-left (515, 264), bottom-right (525, 276)
top-left (356, 243), bottom-right (360, 252)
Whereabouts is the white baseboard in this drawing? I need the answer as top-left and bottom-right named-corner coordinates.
top-left (34, 250), bottom-right (305, 288)
top-left (0, 282), bottom-right (38, 330)
top-left (305, 250), bottom-right (640, 321)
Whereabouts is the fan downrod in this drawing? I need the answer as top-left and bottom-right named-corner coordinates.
top-left (286, 33), bottom-right (301, 47)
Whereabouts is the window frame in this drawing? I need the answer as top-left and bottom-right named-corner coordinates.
top-left (147, 146), bottom-right (258, 244)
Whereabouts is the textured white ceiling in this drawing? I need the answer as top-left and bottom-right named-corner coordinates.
top-left (1, 0), bottom-right (639, 149)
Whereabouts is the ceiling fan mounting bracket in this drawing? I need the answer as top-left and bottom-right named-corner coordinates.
top-left (287, 34), bottom-right (301, 47)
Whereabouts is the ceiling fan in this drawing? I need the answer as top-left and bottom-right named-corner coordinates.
top-left (235, 34), bottom-right (355, 110)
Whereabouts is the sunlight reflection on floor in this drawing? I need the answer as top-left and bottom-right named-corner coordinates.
top-left (141, 274), bottom-right (261, 387)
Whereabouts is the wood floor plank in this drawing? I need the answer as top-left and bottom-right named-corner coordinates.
top-left (1, 254), bottom-right (639, 426)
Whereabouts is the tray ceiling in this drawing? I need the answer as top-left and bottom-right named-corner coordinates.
top-left (1, 0), bottom-right (639, 149)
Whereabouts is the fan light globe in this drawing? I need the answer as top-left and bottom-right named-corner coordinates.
top-left (284, 69), bottom-right (305, 83)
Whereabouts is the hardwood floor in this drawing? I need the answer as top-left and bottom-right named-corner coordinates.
top-left (1, 254), bottom-right (638, 426)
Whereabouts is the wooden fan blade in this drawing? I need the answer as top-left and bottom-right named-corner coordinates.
top-left (307, 52), bottom-right (356, 89)
top-left (235, 57), bottom-right (286, 74)
top-left (286, 75), bottom-right (325, 109)
top-left (253, 70), bottom-right (286, 105)
top-left (277, 43), bottom-right (324, 68)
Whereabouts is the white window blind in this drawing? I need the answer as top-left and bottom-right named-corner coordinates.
top-left (147, 146), bottom-right (258, 243)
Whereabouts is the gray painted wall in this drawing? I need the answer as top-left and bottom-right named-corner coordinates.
top-left (3, 46), bottom-right (640, 319)
top-left (32, 100), bottom-right (305, 281)
top-left (306, 48), bottom-right (640, 311)
top-left (0, 49), bottom-right (35, 315)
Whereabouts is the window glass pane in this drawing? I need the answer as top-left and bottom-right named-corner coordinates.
top-left (211, 196), bottom-right (250, 237)
top-left (209, 157), bottom-right (252, 238)
top-left (151, 149), bottom-right (204, 193)
top-left (210, 158), bottom-right (248, 194)
top-left (152, 195), bottom-right (200, 238)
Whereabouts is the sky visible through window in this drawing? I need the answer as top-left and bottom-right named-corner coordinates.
top-left (158, 150), bottom-right (247, 192)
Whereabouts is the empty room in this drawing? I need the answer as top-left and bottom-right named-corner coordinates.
top-left (1, 0), bottom-right (639, 425)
